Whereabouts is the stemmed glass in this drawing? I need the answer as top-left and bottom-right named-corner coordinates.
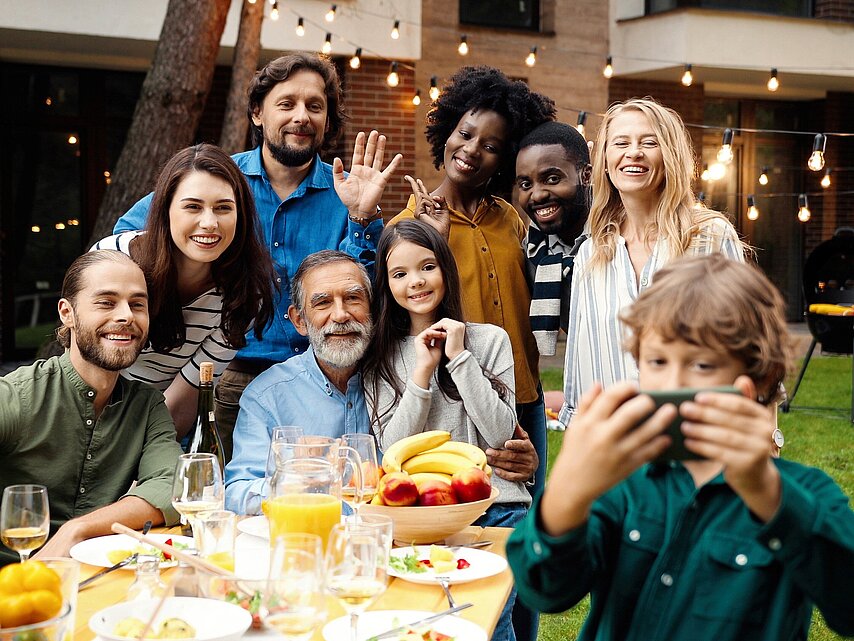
top-left (1, 484), bottom-right (49, 561)
top-left (340, 433), bottom-right (379, 516)
top-left (171, 453), bottom-right (224, 546)
top-left (264, 533), bottom-right (326, 641)
top-left (325, 523), bottom-right (387, 641)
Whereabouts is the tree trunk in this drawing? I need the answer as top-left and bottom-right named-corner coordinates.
top-left (88, 0), bottom-right (231, 244)
top-left (219, 0), bottom-right (264, 155)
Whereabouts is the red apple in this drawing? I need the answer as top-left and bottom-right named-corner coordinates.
top-left (451, 467), bottom-right (492, 503)
top-left (417, 480), bottom-right (458, 506)
top-left (378, 472), bottom-right (418, 506)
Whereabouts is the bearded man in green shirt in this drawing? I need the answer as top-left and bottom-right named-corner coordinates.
top-left (0, 250), bottom-right (183, 564)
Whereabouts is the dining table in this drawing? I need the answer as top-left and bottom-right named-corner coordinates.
top-left (74, 524), bottom-right (514, 641)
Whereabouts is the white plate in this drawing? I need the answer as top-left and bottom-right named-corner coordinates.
top-left (236, 515), bottom-right (269, 539)
top-left (388, 545), bottom-right (507, 585)
top-left (70, 533), bottom-right (194, 569)
top-left (322, 610), bottom-right (486, 641)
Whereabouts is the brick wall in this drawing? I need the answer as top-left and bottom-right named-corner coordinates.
top-left (814, 0), bottom-right (854, 21)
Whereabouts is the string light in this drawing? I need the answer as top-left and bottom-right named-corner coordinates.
top-left (270, 1), bottom-right (279, 21)
top-left (31, 226), bottom-right (40, 233)
top-left (67, 135), bottom-right (78, 144)
top-left (797, 193), bottom-right (811, 222)
top-left (349, 48), bottom-right (362, 69)
top-left (767, 68), bottom-right (779, 92)
top-left (429, 76), bottom-right (440, 101)
top-left (45, 97), bottom-right (52, 106)
top-left (248, 0), bottom-right (256, 4)
top-left (525, 46), bottom-right (537, 67)
top-left (576, 111), bottom-right (587, 138)
top-left (758, 166), bottom-right (769, 186)
top-left (695, 191), bottom-right (705, 210)
top-left (325, 4), bottom-right (336, 22)
top-left (295, 17), bottom-right (305, 36)
top-left (386, 62), bottom-right (399, 87)
top-left (603, 55), bottom-right (613, 79)
top-left (747, 194), bottom-right (759, 220)
top-left (821, 168), bottom-right (832, 188)
top-left (458, 35), bottom-right (468, 56)
top-left (391, 19), bottom-right (400, 39)
top-left (322, 33), bottom-right (332, 55)
top-left (681, 63), bottom-right (693, 87)
top-left (701, 164), bottom-right (710, 181)
top-left (708, 162), bottom-right (726, 181)
top-left (807, 134), bottom-right (826, 171)
top-left (412, 89), bottom-right (422, 106)
top-left (717, 128), bottom-right (734, 164)
top-left (55, 223), bottom-right (66, 230)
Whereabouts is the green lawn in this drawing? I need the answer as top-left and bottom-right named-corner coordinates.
top-left (537, 355), bottom-right (853, 641)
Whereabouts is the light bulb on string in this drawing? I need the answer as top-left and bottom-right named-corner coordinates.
top-left (694, 191), bottom-right (705, 210)
top-left (322, 33), bottom-right (332, 55)
top-left (747, 195), bottom-right (759, 221)
top-left (576, 111), bottom-right (587, 138)
top-left (429, 76), bottom-right (439, 101)
top-left (386, 62), bottom-right (399, 88)
top-left (701, 164), bottom-right (710, 181)
top-left (681, 64), bottom-right (693, 87)
top-left (709, 162), bottom-right (726, 181)
top-left (295, 17), bottom-right (305, 36)
top-left (767, 68), bottom-right (779, 92)
top-left (270, 1), bottom-right (279, 21)
top-left (807, 134), bottom-right (826, 171)
top-left (758, 166), bottom-right (769, 186)
top-left (412, 89), bottom-right (421, 106)
top-left (458, 35), bottom-right (468, 56)
top-left (525, 46), bottom-right (537, 67)
top-left (391, 19), bottom-right (400, 39)
top-left (821, 168), bottom-right (831, 188)
top-left (325, 4), bottom-right (336, 22)
top-left (603, 55), bottom-right (613, 78)
top-left (717, 128), bottom-right (734, 164)
top-left (797, 193), bottom-right (811, 222)
top-left (349, 48), bottom-right (362, 70)
top-left (248, 0), bottom-right (256, 4)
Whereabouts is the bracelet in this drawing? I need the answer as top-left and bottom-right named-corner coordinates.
top-left (348, 205), bottom-right (382, 226)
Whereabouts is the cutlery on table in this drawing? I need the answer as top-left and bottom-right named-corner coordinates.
top-left (111, 522), bottom-right (230, 576)
top-left (78, 520), bottom-right (152, 590)
top-left (450, 539), bottom-right (493, 550)
top-left (437, 576), bottom-right (456, 608)
top-left (366, 603), bottom-right (473, 641)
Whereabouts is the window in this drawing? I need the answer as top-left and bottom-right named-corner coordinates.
top-left (460, 0), bottom-right (540, 31)
top-left (646, 0), bottom-right (812, 18)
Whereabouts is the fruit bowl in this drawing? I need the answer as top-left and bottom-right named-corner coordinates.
top-left (361, 487), bottom-right (498, 544)
top-left (0, 603), bottom-right (73, 641)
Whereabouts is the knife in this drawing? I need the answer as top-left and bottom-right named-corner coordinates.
top-left (366, 602), bottom-right (473, 641)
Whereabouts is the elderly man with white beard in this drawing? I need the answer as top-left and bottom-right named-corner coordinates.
top-left (225, 250), bottom-right (374, 514)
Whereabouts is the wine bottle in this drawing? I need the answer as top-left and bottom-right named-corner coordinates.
top-left (187, 362), bottom-right (225, 475)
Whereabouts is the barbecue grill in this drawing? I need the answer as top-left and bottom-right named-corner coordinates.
top-left (781, 227), bottom-right (854, 422)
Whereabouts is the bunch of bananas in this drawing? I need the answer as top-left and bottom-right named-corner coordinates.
top-left (381, 430), bottom-right (490, 481)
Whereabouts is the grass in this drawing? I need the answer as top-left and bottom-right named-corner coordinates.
top-left (536, 355), bottom-right (853, 641)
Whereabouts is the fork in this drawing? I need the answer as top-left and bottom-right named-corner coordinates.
top-left (437, 576), bottom-right (456, 608)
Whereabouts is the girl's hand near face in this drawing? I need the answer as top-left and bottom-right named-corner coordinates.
top-left (412, 326), bottom-right (446, 389)
top-left (405, 175), bottom-right (450, 240)
top-left (431, 318), bottom-right (466, 360)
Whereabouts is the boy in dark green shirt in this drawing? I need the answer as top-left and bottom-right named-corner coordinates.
top-left (507, 255), bottom-right (854, 640)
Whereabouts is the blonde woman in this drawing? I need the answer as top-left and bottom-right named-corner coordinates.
top-left (559, 97), bottom-right (746, 424)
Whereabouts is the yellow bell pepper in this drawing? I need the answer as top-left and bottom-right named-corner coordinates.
top-left (0, 561), bottom-right (63, 628)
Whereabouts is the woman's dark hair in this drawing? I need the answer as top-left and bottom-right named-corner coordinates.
top-left (133, 143), bottom-right (277, 352)
top-left (426, 66), bottom-right (556, 195)
top-left (247, 52), bottom-right (347, 151)
top-left (363, 220), bottom-right (507, 433)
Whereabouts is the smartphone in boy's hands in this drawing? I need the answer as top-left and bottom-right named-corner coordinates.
top-left (639, 386), bottom-right (742, 461)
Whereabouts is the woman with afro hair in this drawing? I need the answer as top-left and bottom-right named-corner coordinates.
top-left (389, 65), bottom-right (555, 641)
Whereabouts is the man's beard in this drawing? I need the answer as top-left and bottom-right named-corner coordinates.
top-left (308, 318), bottom-right (373, 370)
top-left (531, 184), bottom-right (590, 238)
top-left (74, 320), bottom-right (143, 371)
top-left (265, 129), bottom-right (320, 167)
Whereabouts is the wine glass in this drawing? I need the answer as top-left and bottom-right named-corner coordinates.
top-left (263, 427), bottom-right (306, 500)
top-left (171, 453), bottom-right (224, 546)
top-left (264, 533), bottom-right (326, 641)
top-left (340, 433), bottom-right (379, 516)
top-left (1, 484), bottom-right (49, 561)
top-left (325, 523), bottom-right (387, 641)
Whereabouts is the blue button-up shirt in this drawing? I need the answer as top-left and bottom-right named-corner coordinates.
top-left (223, 347), bottom-right (370, 515)
top-left (115, 149), bottom-right (383, 363)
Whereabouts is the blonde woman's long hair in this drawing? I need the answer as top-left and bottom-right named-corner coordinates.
top-left (587, 97), bottom-right (739, 270)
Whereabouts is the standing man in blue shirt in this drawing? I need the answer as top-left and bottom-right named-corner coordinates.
top-left (115, 53), bottom-right (402, 460)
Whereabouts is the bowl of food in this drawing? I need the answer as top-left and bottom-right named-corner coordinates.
top-left (361, 487), bottom-right (498, 544)
top-left (89, 597), bottom-right (252, 641)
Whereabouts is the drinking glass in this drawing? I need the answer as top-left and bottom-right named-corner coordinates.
top-left (171, 453), bottom-right (224, 546)
top-left (264, 533), bottom-right (326, 641)
top-left (352, 513), bottom-right (393, 567)
top-left (195, 510), bottom-right (236, 572)
top-left (325, 523), bottom-right (387, 641)
top-left (265, 426), bottom-right (306, 481)
top-left (1, 484), bottom-right (49, 561)
top-left (341, 433), bottom-right (380, 516)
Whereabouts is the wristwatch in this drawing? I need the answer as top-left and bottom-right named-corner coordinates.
top-left (349, 205), bottom-right (382, 226)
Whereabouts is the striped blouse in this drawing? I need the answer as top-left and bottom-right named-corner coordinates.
top-left (91, 231), bottom-right (235, 389)
top-left (559, 218), bottom-right (744, 425)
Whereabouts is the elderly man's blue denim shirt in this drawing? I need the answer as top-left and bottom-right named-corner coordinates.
top-left (223, 347), bottom-right (370, 514)
top-left (115, 148), bottom-right (383, 363)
